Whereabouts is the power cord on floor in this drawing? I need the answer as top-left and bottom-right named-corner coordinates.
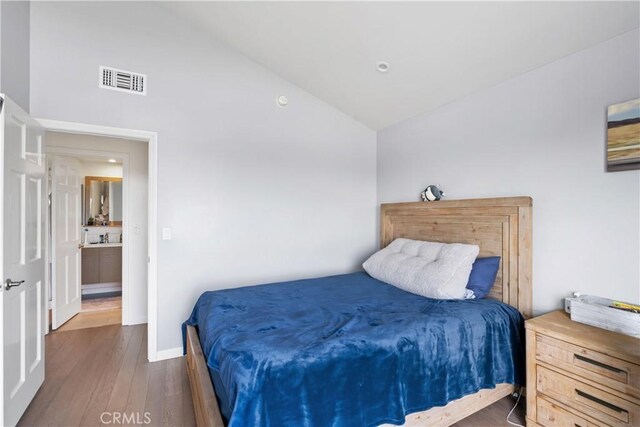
top-left (506, 387), bottom-right (525, 427)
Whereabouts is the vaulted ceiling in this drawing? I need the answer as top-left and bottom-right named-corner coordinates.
top-left (166, 2), bottom-right (640, 130)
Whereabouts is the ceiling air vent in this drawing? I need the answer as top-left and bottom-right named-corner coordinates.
top-left (99, 66), bottom-right (147, 96)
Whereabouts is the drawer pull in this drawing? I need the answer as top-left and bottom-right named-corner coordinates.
top-left (575, 354), bottom-right (624, 373)
top-left (575, 389), bottom-right (628, 414)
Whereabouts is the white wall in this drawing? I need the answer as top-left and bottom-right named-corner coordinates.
top-left (378, 29), bottom-right (640, 314)
top-left (31, 3), bottom-right (377, 351)
top-left (80, 160), bottom-right (123, 178)
top-left (47, 132), bottom-right (149, 324)
top-left (0, 1), bottom-right (30, 112)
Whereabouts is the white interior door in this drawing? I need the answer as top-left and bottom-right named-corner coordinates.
top-left (51, 156), bottom-right (82, 329)
top-left (1, 96), bottom-right (46, 426)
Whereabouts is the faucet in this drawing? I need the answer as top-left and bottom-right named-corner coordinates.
top-left (105, 232), bottom-right (110, 243)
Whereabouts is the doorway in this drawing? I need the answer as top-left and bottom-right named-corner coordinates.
top-left (45, 132), bottom-right (148, 333)
top-left (36, 120), bottom-right (160, 362)
top-left (1, 102), bottom-right (160, 425)
top-left (48, 151), bottom-right (126, 332)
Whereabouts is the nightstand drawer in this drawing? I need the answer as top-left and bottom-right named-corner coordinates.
top-left (536, 396), bottom-right (600, 427)
top-left (537, 366), bottom-right (640, 426)
top-left (537, 335), bottom-right (640, 399)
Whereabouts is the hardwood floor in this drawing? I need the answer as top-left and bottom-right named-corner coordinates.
top-left (20, 324), bottom-right (525, 426)
top-left (455, 393), bottom-right (525, 427)
top-left (18, 324), bottom-right (196, 427)
top-left (53, 308), bottom-right (122, 333)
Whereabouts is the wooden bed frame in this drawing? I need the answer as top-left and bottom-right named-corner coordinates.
top-left (186, 196), bottom-right (533, 427)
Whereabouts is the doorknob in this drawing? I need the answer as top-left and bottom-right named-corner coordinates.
top-left (5, 279), bottom-right (25, 290)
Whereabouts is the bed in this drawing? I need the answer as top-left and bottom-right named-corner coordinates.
top-left (184, 197), bottom-right (533, 427)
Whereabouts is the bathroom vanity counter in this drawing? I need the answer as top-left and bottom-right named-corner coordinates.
top-left (81, 242), bottom-right (123, 249)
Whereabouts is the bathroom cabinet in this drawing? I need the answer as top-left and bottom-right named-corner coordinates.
top-left (81, 247), bottom-right (122, 284)
top-left (81, 249), bottom-right (100, 284)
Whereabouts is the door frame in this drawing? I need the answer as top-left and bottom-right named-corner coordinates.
top-left (46, 148), bottom-right (130, 326)
top-left (35, 119), bottom-right (160, 362)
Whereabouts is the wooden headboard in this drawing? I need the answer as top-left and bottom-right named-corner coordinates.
top-left (381, 197), bottom-right (532, 318)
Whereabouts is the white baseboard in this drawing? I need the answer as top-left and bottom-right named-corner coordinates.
top-left (125, 316), bottom-right (147, 326)
top-left (155, 346), bottom-right (183, 361)
top-left (82, 282), bottom-right (122, 295)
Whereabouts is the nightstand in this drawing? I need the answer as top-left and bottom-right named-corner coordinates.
top-left (525, 310), bottom-right (639, 427)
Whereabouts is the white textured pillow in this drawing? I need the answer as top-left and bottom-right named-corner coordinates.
top-left (363, 238), bottom-right (479, 299)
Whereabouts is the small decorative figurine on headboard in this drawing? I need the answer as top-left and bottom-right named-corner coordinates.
top-left (421, 185), bottom-right (445, 202)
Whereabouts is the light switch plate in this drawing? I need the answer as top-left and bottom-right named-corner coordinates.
top-left (162, 227), bottom-right (172, 241)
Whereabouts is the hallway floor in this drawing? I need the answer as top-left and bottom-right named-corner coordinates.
top-left (54, 296), bottom-right (122, 333)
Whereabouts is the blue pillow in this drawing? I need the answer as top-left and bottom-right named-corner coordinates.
top-left (466, 256), bottom-right (501, 299)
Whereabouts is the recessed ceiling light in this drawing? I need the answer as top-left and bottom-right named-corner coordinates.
top-left (108, 159), bottom-right (117, 163)
top-left (376, 61), bottom-right (390, 73)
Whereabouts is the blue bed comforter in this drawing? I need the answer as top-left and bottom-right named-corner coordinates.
top-left (183, 272), bottom-right (525, 427)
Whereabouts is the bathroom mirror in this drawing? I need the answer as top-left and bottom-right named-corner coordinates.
top-left (84, 176), bottom-right (123, 226)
